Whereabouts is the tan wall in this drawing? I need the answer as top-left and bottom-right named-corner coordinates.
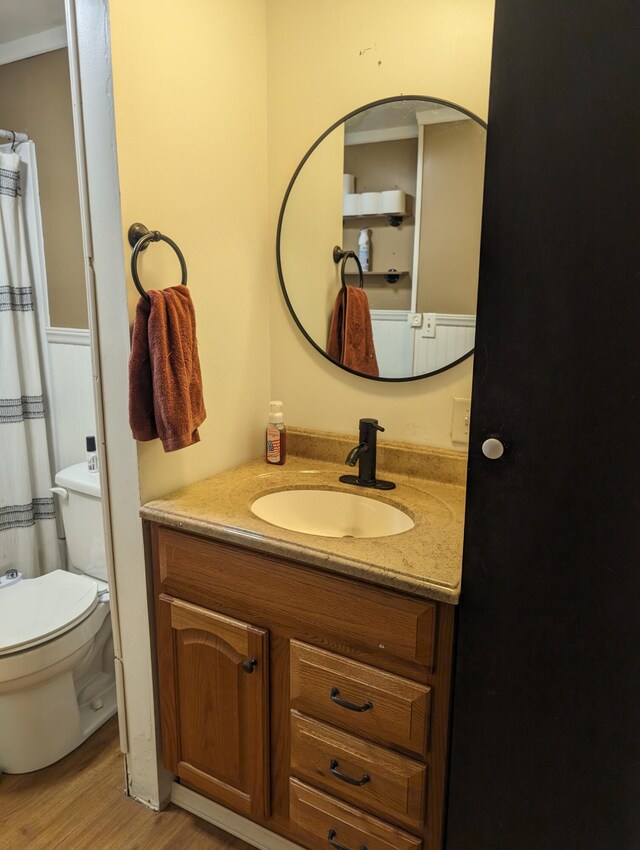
top-left (108, 0), bottom-right (495, 490)
top-left (0, 49), bottom-right (87, 329)
top-left (108, 0), bottom-right (271, 502)
top-left (418, 119), bottom-right (486, 314)
top-left (267, 0), bottom-right (495, 449)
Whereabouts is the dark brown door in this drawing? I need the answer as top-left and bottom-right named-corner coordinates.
top-left (446, 2), bottom-right (640, 849)
top-left (157, 595), bottom-right (269, 820)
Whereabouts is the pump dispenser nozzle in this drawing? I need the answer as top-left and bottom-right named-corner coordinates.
top-left (269, 400), bottom-right (284, 424)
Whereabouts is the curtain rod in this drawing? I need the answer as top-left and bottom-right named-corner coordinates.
top-left (0, 129), bottom-right (29, 145)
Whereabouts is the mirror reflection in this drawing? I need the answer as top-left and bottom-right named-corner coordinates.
top-left (277, 97), bottom-right (487, 381)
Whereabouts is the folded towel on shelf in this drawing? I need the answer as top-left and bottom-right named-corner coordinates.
top-left (327, 285), bottom-right (379, 377)
top-left (128, 286), bottom-right (206, 452)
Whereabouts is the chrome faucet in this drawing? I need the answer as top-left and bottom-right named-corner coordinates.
top-left (340, 418), bottom-right (395, 490)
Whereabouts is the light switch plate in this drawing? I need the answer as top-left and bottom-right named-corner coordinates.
top-left (451, 397), bottom-right (471, 444)
top-left (422, 312), bottom-right (436, 338)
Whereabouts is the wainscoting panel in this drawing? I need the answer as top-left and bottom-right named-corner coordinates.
top-left (46, 328), bottom-right (97, 472)
top-left (370, 311), bottom-right (475, 377)
top-left (370, 310), bottom-right (413, 378)
top-left (413, 314), bottom-right (475, 375)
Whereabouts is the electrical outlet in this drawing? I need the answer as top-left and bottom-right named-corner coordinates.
top-left (451, 397), bottom-right (471, 444)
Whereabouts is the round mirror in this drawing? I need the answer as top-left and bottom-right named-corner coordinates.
top-left (276, 96), bottom-right (487, 381)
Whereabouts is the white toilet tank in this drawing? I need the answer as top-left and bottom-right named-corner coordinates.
top-left (54, 463), bottom-right (108, 582)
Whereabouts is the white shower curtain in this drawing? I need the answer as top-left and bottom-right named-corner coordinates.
top-left (0, 148), bottom-right (58, 576)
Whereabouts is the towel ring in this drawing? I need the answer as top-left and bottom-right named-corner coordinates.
top-left (128, 222), bottom-right (188, 303)
top-left (333, 245), bottom-right (364, 289)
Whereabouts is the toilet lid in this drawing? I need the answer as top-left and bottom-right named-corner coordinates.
top-left (0, 570), bottom-right (99, 655)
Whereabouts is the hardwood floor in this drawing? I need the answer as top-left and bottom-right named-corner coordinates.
top-left (0, 717), bottom-right (256, 849)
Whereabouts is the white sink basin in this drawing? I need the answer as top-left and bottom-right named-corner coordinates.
top-left (250, 489), bottom-right (414, 539)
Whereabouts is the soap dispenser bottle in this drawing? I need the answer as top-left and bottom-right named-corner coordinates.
top-left (358, 228), bottom-right (370, 272)
top-left (266, 400), bottom-right (286, 465)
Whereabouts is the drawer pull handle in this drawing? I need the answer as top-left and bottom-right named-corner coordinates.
top-left (241, 658), bottom-right (257, 673)
top-left (327, 828), bottom-right (367, 850)
top-left (329, 759), bottom-right (371, 787)
top-left (330, 687), bottom-right (373, 713)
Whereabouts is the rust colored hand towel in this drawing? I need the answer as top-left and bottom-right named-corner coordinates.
top-left (128, 286), bottom-right (206, 452)
top-left (326, 285), bottom-right (379, 377)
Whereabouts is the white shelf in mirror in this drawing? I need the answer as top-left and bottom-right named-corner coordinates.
top-left (343, 213), bottom-right (409, 226)
top-left (344, 270), bottom-right (409, 276)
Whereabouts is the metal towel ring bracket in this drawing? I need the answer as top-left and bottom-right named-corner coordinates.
top-left (333, 245), bottom-right (364, 289)
top-left (128, 222), bottom-right (188, 303)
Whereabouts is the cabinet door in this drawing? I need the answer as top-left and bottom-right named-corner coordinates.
top-left (157, 594), bottom-right (269, 819)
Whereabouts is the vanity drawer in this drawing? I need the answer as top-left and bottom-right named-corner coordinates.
top-left (290, 778), bottom-right (423, 850)
top-left (290, 641), bottom-right (431, 757)
top-left (156, 527), bottom-right (436, 669)
top-left (290, 711), bottom-right (426, 832)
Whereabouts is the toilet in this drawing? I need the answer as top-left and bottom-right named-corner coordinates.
top-left (0, 463), bottom-right (116, 773)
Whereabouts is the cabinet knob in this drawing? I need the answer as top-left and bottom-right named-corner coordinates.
top-left (482, 438), bottom-right (505, 460)
top-left (242, 658), bottom-right (258, 674)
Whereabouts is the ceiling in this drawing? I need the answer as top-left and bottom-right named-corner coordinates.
top-left (346, 99), bottom-right (469, 134)
top-left (0, 0), bottom-right (65, 45)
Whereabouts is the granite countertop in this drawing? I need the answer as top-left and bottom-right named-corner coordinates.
top-left (140, 429), bottom-right (467, 604)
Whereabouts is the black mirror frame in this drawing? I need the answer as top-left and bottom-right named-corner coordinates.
top-left (276, 94), bottom-right (487, 382)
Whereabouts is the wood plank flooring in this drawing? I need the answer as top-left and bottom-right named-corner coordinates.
top-left (0, 717), bottom-right (256, 849)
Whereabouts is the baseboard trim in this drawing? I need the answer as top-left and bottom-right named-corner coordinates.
top-left (170, 782), bottom-right (304, 850)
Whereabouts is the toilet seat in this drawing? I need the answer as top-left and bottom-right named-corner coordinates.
top-left (0, 601), bottom-right (110, 694)
top-left (0, 570), bottom-right (99, 656)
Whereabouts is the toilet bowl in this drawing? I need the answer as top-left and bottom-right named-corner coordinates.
top-left (0, 464), bottom-right (116, 774)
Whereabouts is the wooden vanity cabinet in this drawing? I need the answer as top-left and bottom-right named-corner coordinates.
top-left (149, 523), bottom-right (456, 850)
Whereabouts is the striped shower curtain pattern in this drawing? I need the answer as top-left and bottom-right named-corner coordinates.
top-left (0, 149), bottom-right (57, 577)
